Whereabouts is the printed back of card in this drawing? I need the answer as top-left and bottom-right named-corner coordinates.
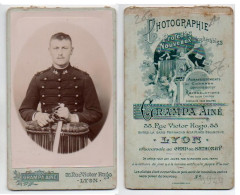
top-left (7, 7), bottom-right (116, 190)
top-left (125, 6), bottom-right (234, 189)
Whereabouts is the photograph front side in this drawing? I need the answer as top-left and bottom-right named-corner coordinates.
top-left (8, 8), bottom-right (115, 189)
top-left (19, 32), bottom-right (103, 154)
top-left (9, 6), bottom-right (114, 173)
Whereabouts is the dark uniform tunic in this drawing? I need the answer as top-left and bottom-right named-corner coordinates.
top-left (19, 65), bottom-right (102, 125)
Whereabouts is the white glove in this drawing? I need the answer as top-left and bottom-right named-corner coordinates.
top-left (34, 112), bottom-right (52, 127)
top-left (56, 106), bottom-right (79, 122)
top-left (56, 107), bottom-right (70, 120)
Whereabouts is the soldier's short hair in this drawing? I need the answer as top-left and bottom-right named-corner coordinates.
top-left (50, 32), bottom-right (72, 44)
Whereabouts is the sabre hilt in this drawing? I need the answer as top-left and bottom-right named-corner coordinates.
top-left (49, 103), bottom-right (69, 123)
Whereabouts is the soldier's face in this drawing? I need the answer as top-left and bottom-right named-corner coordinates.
top-left (49, 39), bottom-right (73, 67)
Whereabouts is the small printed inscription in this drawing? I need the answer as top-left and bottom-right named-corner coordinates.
top-left (65, 171), bottom-right (112, 183)
top-left (13, 170), bottom-right (59, 186)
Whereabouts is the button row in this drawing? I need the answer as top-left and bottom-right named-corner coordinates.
top-left (41, 94), bottom-right (79, 97)
top-left (42, 102), bottom-right (78, 106)
top-left (42, 77), bottom-right (78, 81)
top-left (41, 85), bottom-right (78, 89)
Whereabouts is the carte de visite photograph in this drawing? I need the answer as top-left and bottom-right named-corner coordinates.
top-left (124, 6), bottom-right (234, 189)
top-left (7, 7), bottom-right (116, 190)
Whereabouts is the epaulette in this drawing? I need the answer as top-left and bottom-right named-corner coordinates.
top-left (35, 67), bottom-right (51, 76)
top-left (72, 66), bottom-right (89, 77)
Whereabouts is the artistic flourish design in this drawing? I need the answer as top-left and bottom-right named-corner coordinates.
top-left (138, 30), bottom-right (213, 105)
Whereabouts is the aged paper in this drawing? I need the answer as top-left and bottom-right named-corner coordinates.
top-left (125, 7), bottom-right (234, 189)
top-left (7, 7), bottom-right (116, 190)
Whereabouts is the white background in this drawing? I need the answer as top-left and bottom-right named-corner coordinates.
top-left (0, 0), bottom-right (239, 195)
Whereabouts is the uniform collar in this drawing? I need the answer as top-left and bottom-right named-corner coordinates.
top-left (51, 64), bottom-right (72, 75)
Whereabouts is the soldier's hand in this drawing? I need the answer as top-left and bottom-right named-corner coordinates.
top-left (56, 107), bottom-right (70, 120)
top-left (35, 112), bottom-right (52, 127)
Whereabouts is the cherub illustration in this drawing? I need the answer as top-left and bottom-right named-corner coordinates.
top-left (177, 43), bottom-right (201, 71)
top-left (160, 70), bottom-right (177, 106)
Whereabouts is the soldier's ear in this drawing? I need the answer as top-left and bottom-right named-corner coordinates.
top-left (48, 42), bottom-right (51, 53)
top-left (71, 47), bottom-right (74, 55)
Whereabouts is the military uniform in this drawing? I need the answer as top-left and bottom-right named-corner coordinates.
top-left (19, 65), bottom-right (102, 125)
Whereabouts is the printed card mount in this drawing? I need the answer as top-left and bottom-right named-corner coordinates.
top-left (7, 7), bottom-right (116, 190)
top-left (125, 6), bottom-right (234, 189)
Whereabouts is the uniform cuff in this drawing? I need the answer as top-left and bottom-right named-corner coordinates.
top-left (32, 112), bottom-right (37, 121)
top-left (69, 114), bottom-right (79, 122)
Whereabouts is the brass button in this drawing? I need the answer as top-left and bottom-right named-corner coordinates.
top-left (58, 78), bottom-right (61, 82)
top-left (42, 95), bottom-right (45, 97)
top-left (42, 86), bottom-right (45, 88)
top-left (58, 94), bottom-right (61, 97)
top-left (74, 109), bottom-right (77, 112)
top-left (42, 102), bottom-right (45, 105)
top-left (76, 94), bottom-right (79, 97)
top-left (75, 102), bottom-right (78, 105)
top-left (58, 86), bottom-right (61, 89)
top-left (44, 110), bottom-right (47, 112)
top-left (44, 77), bottom-right (47, 80)
top-left (73, 77), bottom-right (77, 80)
top-left (75, 86), bottom-right (78, 88)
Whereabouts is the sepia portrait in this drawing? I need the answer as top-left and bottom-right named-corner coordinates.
top-left (8, 8), bottom-right (115, 169)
